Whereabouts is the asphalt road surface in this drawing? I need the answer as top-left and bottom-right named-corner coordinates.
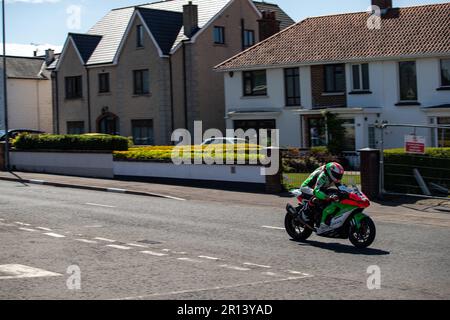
top-left (0, 180), bottom-right (449, 300)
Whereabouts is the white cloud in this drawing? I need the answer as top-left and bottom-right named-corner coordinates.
top-left (0, 43), bottom-right (62, 56)
top-left (6, 0), bottom-right (61, 4)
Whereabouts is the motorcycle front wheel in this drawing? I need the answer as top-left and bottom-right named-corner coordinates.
top-left (284, 212), bottom-right (313, 241)
top-left (349, 217), bottom-right (376, 248)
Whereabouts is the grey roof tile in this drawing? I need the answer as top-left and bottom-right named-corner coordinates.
top-left (0, 56), bottom-right (49, 80)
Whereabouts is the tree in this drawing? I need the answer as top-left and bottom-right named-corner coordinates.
top-left (322, 111), bottom-right (345, 155)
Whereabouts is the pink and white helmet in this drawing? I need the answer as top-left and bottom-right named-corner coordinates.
top-left (326, 162), bottom-right (345, 183)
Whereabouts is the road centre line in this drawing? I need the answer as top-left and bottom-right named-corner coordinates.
top-left (243, 262), bottom-right (271, 268)
top-left (141, 251), bottom-right (168, 257)
top-left (198, 256), bottom-right (221, 261)
top-left (86, 203), bottom-right (116, 208)
top-left (94, 237), bottom-right (116, 243)
top-left (177, 257), bottom-right (203, 263)
top-left (43, 232), bottom-right (66, 238)
top-left (219, 265), bottom-right (251, 271)
top-left (19, 227), bottom-right (37, 232)
top-left (106, 244), bottom-right (132, 250)
top-left (261, 226), bottom-right (285, 230)
top-left (75, 239), bottom-right (98, 244)
top-left (36, 227), bottom-right (52, 231)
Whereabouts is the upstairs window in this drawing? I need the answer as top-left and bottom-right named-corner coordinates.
top-left (352, 63), bottom-right (370, 91)
top-left (399, 61), bottom-right (418, 101)
top-left (98, 73), bottom-right (110, 93)
top-left (441, 59), bottom-right (450, 87)
top-left (284, 68), bottom-right (300, 106)
top-left (243, 70), bottom-right (267, 96)
top-left (137, 25), bottom-right (144, 48)
top-left (243, 30), bottom-right (255, 49)
top-left (324, 64), bottom-right (345, 93)
top-left (214, 26), bottom-right (225, 44)
top-left (133, 69), bottom-right (150, 95)
top-left (65, 76), bottom-right (82, 99)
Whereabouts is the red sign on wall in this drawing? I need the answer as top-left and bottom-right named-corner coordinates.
top-left (405, 135), bottom-right (426, 154)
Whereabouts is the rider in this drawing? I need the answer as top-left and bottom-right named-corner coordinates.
top-left (299, 162), bottom-right (345, 225)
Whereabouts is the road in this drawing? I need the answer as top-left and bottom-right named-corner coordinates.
top-left (0, 180), bottom-right (449, 300)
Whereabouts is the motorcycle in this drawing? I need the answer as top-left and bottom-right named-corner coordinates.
top-left (284, 185), bottom-right (376, 248)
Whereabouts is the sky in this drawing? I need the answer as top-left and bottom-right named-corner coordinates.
top-left (1, 0), bottom-right (448, 56)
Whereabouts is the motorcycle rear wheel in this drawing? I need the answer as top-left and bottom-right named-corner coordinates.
top-left (284, 212), bottom-right (313, 241)
top-left (349, 217), bottom-right (376, 248)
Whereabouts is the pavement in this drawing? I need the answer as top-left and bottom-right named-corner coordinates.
top-left (0, 175), bottom-right (449, 300)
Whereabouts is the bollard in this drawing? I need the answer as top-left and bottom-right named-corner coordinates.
top-left (358, 148), bottom-right (380, 200)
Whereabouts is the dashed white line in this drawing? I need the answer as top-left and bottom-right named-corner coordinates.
top-left (262, 272), bottom-right (280, 277)
top-left (177, 258), bottom-right (203, 263)
top-left (94, 237), bottom-right (116, 243)
top-left (75, 239), bottom-right (98, 244)
top-left (0, 264), bottom-right (61, 280)
top-left (19, 227), bottom-right (37, 232)
top-left (43, 232), bottom-right (66, 238)
top-left (86, 203), bottom-right (116, 208)
top-left (243, 262), bottom-right (272, 269)
top-left (219, 265), bottom-right (251, 271)
top-left (36, 227), bottom-right (52, 231)
top-left (141, 251), bottom-right (168, 257)
top-left (287, 270), bottom-right (311, 276)
top-left (106, 244), bottom-right (132, 250)
top-left (198, 256), bottom-right (220, 261)
top-left (15, 222), bottom-right (30, 226)
top-left (261, 226), bottom-right (285, 230)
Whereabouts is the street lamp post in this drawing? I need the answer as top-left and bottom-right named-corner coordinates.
top-left (2, 0), bottom-right (9, 171)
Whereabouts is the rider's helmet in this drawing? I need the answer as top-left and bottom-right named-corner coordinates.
top-left (325, 162), bottom-right (344, 183)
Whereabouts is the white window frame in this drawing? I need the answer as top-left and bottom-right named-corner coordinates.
top-left (351, 63), bottom-right (370, 91)
top-left (440, 58), bottom-right (450, 88)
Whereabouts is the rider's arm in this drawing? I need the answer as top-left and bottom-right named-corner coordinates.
top-left (313, 172), bottom-right (329, 200)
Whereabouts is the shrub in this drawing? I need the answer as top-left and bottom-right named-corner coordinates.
top-left (12, 133), bottom-right (130, 151)
top-left (282, 147), bottom-right (344, 173)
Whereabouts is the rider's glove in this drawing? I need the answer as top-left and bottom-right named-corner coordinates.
top-left (329, 194), bottom-right (340, 202)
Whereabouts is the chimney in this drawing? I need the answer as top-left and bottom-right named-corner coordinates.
top-left (45, 49), bottom-right (55, 65)
top-left (183, 1), bottom-right (199, 38)
top-left (258, 11), bottom-right (281, 41)
top-left (371, 0), bottom-right (393, 12)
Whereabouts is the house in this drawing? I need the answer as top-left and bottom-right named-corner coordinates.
top-left (215, 1), bottom-right (450, 153)
top-left (0, 51), bottom-right (56, 134)
top-left (50, 0), bottom-right (294, 145)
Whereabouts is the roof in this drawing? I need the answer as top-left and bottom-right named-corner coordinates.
top-left (216, 3), bottom-right (450, 71)
top-left (137, 7), bottom-right (183, 55)
top-left (70, 33), bottom-right (103, 63)
top-left (253, 1), bottom-right (295, 30)
top-left (0, 56), bottom-right (49, 80)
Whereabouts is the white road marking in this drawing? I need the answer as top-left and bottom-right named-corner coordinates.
top-left (86, 203), bottom-right (116, 208)
top-left (177, 258), bottom-right (203, 263)
top-left (162, 249), bottom-right (171, 252)
top-left (127, 243), bottom-right (148, 248)
top-left (106, 244), bottom-right (132, 250)
top-left (160, 195), bottom-right (186, 201)
top-left (15, 222), bottom-right (27, 226)
top-left (261, 226), bottom-right (285, 230)
top-left (76, 239), bottom-right (98, 244)
top-left (18, 227), bottom-right (37, 232)
top-left (287, 270), bottom-right (311, 276)
top-left (219, 265), bottom-right (251, 271)
top-left (0, 218), bottom-right (4, 221)
top-left (43, 232), bottom-right (65, 238)
top-left (172, 251), bottom-right (187, 255)
top-left (36, 227), bottom-right (52, 231)
top-left (0, 264), bottom-right (61, 280)
top-left (198, 256), bottom-right (220, 261)
top-left (243, 262), bottom-right (271, 269)
top-left (141, 251), bottom-right (168, 257)
top-left (94, 237), bottom-right (116, 243)
top-left (262, 272), bottom-right (280, 277)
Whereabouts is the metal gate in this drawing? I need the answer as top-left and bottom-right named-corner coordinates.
top-left (378, 123), bottom-right (450, 199)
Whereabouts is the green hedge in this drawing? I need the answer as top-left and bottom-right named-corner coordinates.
top-left (12, 133), bottom-right (130, 151)
top-left (384, 148), bottom-right (450, 195)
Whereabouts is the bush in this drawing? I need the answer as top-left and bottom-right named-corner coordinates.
top-left (384, 148), bottom-right (450, 194)
top-left (282, 147), bottom-right (344, 173)
top-left (12, 133), bottom-right (130, 151)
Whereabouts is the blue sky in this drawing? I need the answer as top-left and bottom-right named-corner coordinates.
top-left (2, 0), bottom-right (448, 56)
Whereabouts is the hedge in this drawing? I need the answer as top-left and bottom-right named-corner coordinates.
top-left (384, 148), bottom-right (450, 195)
top-left (12, 133), bottom-right (130, 151)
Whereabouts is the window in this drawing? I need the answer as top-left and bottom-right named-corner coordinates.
top-left (213, 26), bottom-right (225, 44)
top-left (137, 25), bottom-right (144, 48)
top-left (399, 61), bottom-right (418, 101)
top-left (284, 68), bottom-right (301, 106)
top-left (243, 70), bottom-right (267, 96)
top-left (307, 117), bottom-right (327, 147)
top-left (132, 119), bottom-right (154, 145)
top-left (98, 113), bottom-right (119, 135)
top-left (243, 30), bottom-right (255, 49)
top-left (65, 76), bottom-right (82, 99)
top-left (324, 64), bottom-right (345, 93)
top-left (352, 63), bottom-right (370, 91)
top-left (98, 73), bottom-right (110, 93)
top-left (441, 59), bottom-right (450, 87)
top-left (133, 70), bottom-right (150, 95)
top-left (368, 126), bottom-right (376, 149)
top-left (67, 121), bottom-right (85, 134)
top-left (437, 117), bottom-right (450, 147)
top-left (233, 119), bottom-right (276, 145)
top-left (341, 119), bottom-right (356, 151)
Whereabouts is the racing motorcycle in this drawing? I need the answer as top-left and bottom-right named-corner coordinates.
top-left (284, 185), bottom-right (376, 248)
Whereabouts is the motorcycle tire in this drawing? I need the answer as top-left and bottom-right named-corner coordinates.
top-left (284, 212), bottom-right (313, 241)
top-left (349, 217), bottom-right (376, 249)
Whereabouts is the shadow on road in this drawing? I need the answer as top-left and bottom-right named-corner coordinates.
top-left (294, 239), bottom-right (390, 256)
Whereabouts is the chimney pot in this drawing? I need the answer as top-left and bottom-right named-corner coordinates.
top-left (371, 0), bottom-right (393, 10)
top-left (45, 49), bottom-right (55, 65)
top-left (258, 10), bottom-right (280, 41)
top-left (183, 1), bottom-right (199, 38)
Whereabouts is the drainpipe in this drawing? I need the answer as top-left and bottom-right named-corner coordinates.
top-left (86, 67), bottom-right (92, 132)
top-left (182, 40), bottom-right (188, 130)
top-left (169, 55), bottom-right (175, 138)
top-left (53, 71), bottom-right (60, 134)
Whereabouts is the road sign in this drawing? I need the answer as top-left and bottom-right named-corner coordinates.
top-left (405, 135), bottom-right (426, 154)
